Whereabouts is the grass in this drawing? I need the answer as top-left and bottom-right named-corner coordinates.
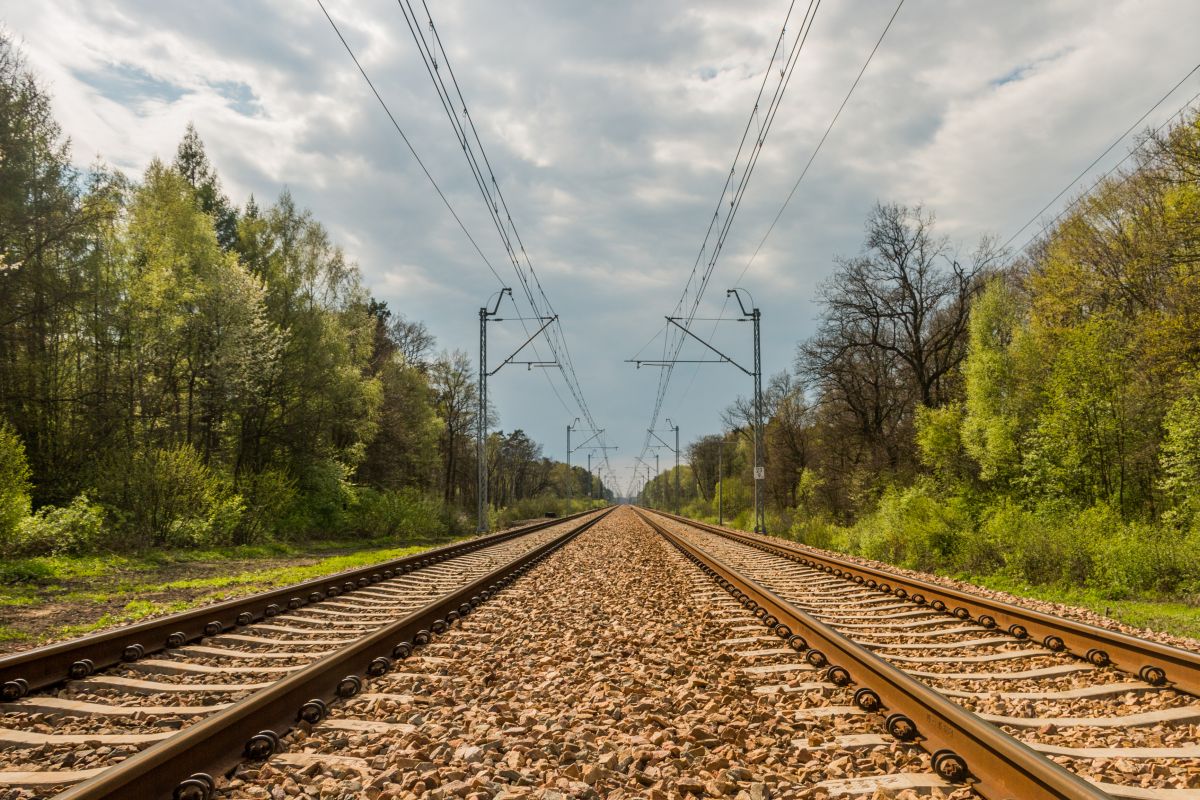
top-left (0, 536), bottom-right (470, 650)
top-left (681, 506), bottom-right (1200, 642)
top-left (0, 625), bottom-right (30, 643)
top-left (965, 574), bottom-right (1200, 640)
top-left (0, 536), bottom-right (423, 586)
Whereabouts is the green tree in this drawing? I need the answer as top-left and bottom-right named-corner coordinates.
top-left (174, 123), bottom-right (239, 251)
top-left (0, 420), bottom-right (32, 543)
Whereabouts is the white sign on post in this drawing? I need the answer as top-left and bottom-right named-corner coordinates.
top-left (754, 466), bottom-right (765, 480)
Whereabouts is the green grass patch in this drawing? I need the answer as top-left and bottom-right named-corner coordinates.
top-left (0, 536), bottom-right (446, 588)
top-left (0, 625), bottom-right (30, 643)
top-left (964, 574), bottom-right (1200, 640)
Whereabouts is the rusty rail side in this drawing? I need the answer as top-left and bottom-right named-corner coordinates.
top-left (638, 509), bottom-right (1108, 800)
top-left (54, 507), bottom-right (613, 800)
top-left (645, 508), bottom-right (1199, 697)
top-left (0, 508), bottom-right (607, 698)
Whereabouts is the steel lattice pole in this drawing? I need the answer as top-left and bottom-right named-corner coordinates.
top-left (753, 307), bottom-right (765, 534)
top-left (674, 423), bottom-right (680, 515)
top-left (477, 307), bottom-right (488, 533)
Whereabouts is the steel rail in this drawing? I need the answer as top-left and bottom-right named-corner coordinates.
top-left (0, 508), bottom-right (605, 701)
top-left (54, 506), bottom-right (614, 800)
top-left (646, 508), bottom-right (1200, 696)
top-left (637, 508), bottom-right (1109, 800)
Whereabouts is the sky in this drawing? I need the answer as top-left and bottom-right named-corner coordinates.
top-left (4, 0), bottom-right (1199, 495)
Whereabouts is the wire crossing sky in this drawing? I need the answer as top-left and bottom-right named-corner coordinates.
top-left (10, 0), bottom-right (1200, 486)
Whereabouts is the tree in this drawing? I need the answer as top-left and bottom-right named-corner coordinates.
top-left (687, 435), bottom-right (725, 503)
top-left (174, 123), bottom-right (239, 251)
top-left (0, 420), bottom-right (32, 543)
top-left (392, 314), bottom-right (435, 368)
top-left (814, 202), bottom-right (1000, 409)
top-left (430, 350), bottom-right (478, 506)
top-left (959, 277), bottom-right (1031, 486)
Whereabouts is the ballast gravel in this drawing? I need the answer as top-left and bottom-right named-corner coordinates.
top-left (216, 506), bottom-right (969, 800)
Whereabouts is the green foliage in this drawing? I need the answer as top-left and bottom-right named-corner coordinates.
top-left (0, 421), bottom-right (32, 545)
top-left (914, 402), bottom-right (967, 480)
top-left (14, 494), bottom-right (107, 557)
top-left (99, 445), bottom-right (243, 548)
top-left (235, 469), bottom-right (296, 545)
top-left (960, 279), bottom-right (1029, 486)
top-left (349, 488), bottom-right (447, 541)
top-left (1160, 371), bottom-right (1200, 520)
top-left (491, 496), bottom-right (605, 530)
top-left (844, 481), bottom-right (972, 573)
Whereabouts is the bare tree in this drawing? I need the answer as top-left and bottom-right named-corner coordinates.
top-left (391, 315), bottom-right (436, 368)
top-left (814, 202), bottom-right (1001, 409)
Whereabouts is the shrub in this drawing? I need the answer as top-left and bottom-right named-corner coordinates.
top-left (848, 481), bottom-right (970, 572)
top-left (955, 499), bottom-right (1027, 576)
top-left (98, 445), bottom-right (243, 548)
top-left (491, 496), bottom-right (600, 530)
top-left (351, 488), bottom-right (446, 541)
top-left (0, 421), bottom-right (32, 548)
top-left (236, 469), bottom-right (297, 545)
top-left (789, 514), bottom-right (839, 551)
top-left (278, 459), bottom-right (357, 537)
top-left (14, 494), bottom-right (108, 556)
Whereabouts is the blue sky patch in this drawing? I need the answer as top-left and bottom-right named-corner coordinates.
top-left (75, 62), bottom-right (186, 105)
top-left (210, 80), bottom-right (264, 117)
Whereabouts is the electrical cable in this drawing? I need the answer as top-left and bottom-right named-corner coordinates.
top-left (314, 0), bottom-right (506, 287)
top-left (736, 0), bottom-right (905, 284)
top-left (1001, 59), bottom-right (1200, 252)
top-left (627, 0), bottom-right (821, 493)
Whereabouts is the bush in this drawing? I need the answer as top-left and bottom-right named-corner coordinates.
top-left (99, 445), bottom-right (243, 548)
top-left (0, 421), bottom-right (32, 548)
top-left (847, 481), bottom-right (970, 572)
top-left (276, 459), bottom-right (357, 537)
top-left (491, 496), bottom-right (606, 529)
top-left (14, 494), bottom-right (108, 556)
top-left (350, 488), bottom-right (446, 541)
top-left (236, 469), bottom-right (297, 545)
top-left (788, 515), bottom-right (840, 550)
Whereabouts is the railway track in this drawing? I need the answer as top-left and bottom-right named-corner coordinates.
top-left (0, 508), bottom-right (611, 799)
top-left (638, 508), bottom-right (1200, 799)
top-left (204, 505), bottom-right (980, 800)
top-left (2, 505), bottom-right (1195, 799)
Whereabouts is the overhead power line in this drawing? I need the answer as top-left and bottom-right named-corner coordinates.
top-left (627, 0), bottom-right (823, 496)
top-left (1001, 59), bottom-right (1200, 253)
top-left (672, 0), bottom-right (905, 425)
top-left (395, 0), bottom-right (619, 488)
top-left (314, 0), bottom-right (505, 287)
top-left (737, 0), bottom-right (905, 285)
top-left (317, 0), bottom-right (618, 488)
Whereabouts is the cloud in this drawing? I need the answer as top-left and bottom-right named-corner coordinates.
top-left (5, 0), bottom-right (1199, 489)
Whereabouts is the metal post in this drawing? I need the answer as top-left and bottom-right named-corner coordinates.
top-left (752, 305), bottom-right (764, 534)
top-left (476, 288), bottom-right (514, 534)
top-left (567, 418), bottom-right (578, 503)
top-left (718, 439), bottom-right (724, 526)
top-left (477, 306), bottom-right (488, 533)
top-left (673, 422), bottom-right (680, 515)
top-left (727, 289), bottom-right (765, 535)
top-left (587, 452), bottom-right (592, 498)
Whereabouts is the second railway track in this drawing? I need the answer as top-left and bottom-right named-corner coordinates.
top-left (639, 508), bottom-right (1200, 799)
top-left (0, 508), bottom-right (611, 799)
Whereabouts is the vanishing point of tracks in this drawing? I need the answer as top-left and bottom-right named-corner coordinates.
top-left (1, 505), bottom-right (1197, 799)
